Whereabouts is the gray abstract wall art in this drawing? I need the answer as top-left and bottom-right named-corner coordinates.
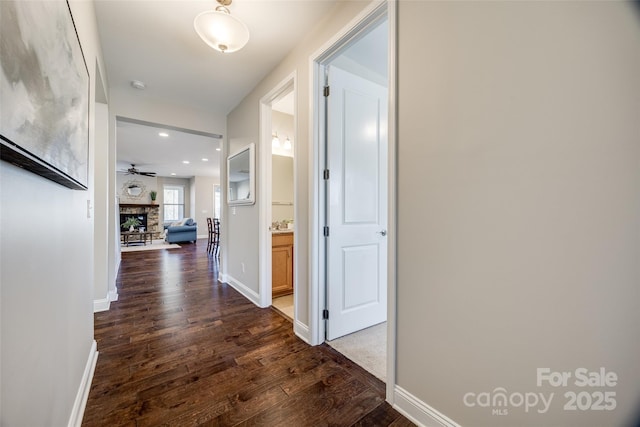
top-left (0, 0), bottom-right (89, 190)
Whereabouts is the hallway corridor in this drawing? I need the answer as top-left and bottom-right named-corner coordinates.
top-left (82, 241), bottom-right (411, 426)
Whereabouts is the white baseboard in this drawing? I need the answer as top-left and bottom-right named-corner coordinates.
top-left (294, 319), bottom-right (310, 343)
top-left (94, 287), bottom-right (118, 313)
top-left (219, 273), bottom-right (228, 283)
top-left (67, 340), bottom-right (98, 427)
top-left (225, 275), bottom-right (262, 307)
top-left (393, 386), bottom-right (461, 427)
top-left (93, 297), bottom-right (110, 313)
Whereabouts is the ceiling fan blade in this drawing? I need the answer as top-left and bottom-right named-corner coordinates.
top-left (139, 172), bottom-right (156, 176)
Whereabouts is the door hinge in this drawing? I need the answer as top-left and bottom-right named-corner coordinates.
top-left (323, 309), bottom-right (329, 320)
top-left (323, 226), bottom-right (329, 237)
top-left (323, 86), bottom-right (330, 97)
top-left (323, 169), bottom-right (329, 180)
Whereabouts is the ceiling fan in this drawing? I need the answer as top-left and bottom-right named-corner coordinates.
top-left (122, 164), bottom-right (156, 177)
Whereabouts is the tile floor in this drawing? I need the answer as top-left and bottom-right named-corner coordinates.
top-left (272, 293), bottom-right (294, 320)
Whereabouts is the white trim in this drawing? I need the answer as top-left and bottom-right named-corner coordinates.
top-left (259, 95), bottom-right (274, 309)
top-left (308, 0), bottom-right (387, 66)
top-left (219, 272), bottom-right (229, 283)
top-left (115, 256), bottom-right (121, 275)
top-left (308, 56), bottom-right (323, 346)
top-left (109, 288), bottom-right (118, 302)
top-left (67, 340), bottom-right (98, 427)
top-left (293, 319), bottom-right (310, 343)
top-left (386, 0), bottom-right (398, 404)
top-left (308, 0), bottom-right (390, 347)
top-left (258, 72), bottom-right (297, 311)
top-left (308, 0), bottom-right (392, 339)
top-left (393, 386), bottom-right (462, 427)
top-left (93, 297), bottom-right (110, 313)
top-left (93, 284), bottom-right (119, 312)
top-left (225, 274), bottom-right (264, 307)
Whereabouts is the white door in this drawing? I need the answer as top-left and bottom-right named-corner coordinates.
top-left (326, 66), bottom-right (388, 340)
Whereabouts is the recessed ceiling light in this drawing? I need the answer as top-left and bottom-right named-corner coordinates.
top-left (158, 132), bottom-right (169, 137)
top-left (202, 158), bottom-right (208, 162)
top-left (216, 148), bottom-right (221, 151)
top-left (183, 160), bottom-right (190, 164)
top-left (171, 173), bottom-right (176, 176)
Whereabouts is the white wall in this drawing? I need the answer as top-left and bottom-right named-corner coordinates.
top-left (397, 1), bottom-right (640, 426)
top-left (191, 176), bottom-right (219, 238)
top-left (272, 155), bottom-right (294, 221)
top-left (0, 0), bottom-right (107, 425)
top-left (225, 0), bottom-right (372, 326)
top-left (94, 102), bottom-right (110, 311)
top-left (272, 111), bottom-right (295, 158)
top-left (116, 173), bottom-right (158, 205)
top-left (272, 111), bottom-right (295, 222)
top-left (110, 87), bottom-right (226, 138)
top-left (107, 114), bottom-right (119, 303)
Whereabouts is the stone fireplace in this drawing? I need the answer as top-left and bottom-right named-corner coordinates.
top-left (119, 204), bottom-right (161, 237)
top-left (120, 213), bottom-right (147, 231)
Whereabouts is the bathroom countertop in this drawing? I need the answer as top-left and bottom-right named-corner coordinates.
top-left (271, 229), bottom-right (294, 234)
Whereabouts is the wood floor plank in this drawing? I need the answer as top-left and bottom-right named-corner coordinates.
top-left (82, 240), bottom-right (412, 426)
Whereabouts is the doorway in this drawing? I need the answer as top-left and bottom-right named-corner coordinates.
top-left (258, 73), bottom-right (298, 327)
top-left (271, 90), bottom-right (296, 318)
top-left (309, 2), bottom-right (396, 391)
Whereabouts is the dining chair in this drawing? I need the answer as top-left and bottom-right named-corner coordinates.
top-left (206, 217), bottom-right (214, 255)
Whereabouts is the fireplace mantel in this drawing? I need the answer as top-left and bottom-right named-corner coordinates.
top-left (120, 204), bottom-right (159, 208)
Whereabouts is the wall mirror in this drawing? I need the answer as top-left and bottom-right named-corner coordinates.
top-left (227, 143), bottom-right (255, 205)
top-left (121, 180), bottom-right (146, 199)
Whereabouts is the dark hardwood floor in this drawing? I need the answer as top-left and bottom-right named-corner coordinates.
top-left (82, 240), bottom-right (412, 426)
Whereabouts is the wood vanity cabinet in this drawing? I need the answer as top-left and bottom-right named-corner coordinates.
top-left (272, 232), bottom-right (293, 297)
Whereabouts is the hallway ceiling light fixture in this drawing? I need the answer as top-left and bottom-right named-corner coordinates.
top-left (272, 132), bottom-right (281, 148)
top-left (158, 132), bottom-right (169, 137)
top-left (194, 0), bottom-right (250, 54)
top-left (284, 137), bottom-right (292, 150)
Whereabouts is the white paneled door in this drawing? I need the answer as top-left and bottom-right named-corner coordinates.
top-left (326, 66), bottom-right (388, 340)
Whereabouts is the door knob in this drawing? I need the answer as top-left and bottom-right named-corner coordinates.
top-left (377, 230), bottom-right (387, 236)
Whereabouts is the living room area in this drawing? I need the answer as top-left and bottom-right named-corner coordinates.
top-left (116, 118), bottom-right (223, 250)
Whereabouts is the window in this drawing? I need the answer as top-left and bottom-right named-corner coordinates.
top-left (163, 185), bottom-right (184, 222)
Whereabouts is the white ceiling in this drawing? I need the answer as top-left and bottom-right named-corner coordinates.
top-left (116, 120), bottom-right (222, 178)
top-left (95, 0), bottom-right (339, 178)
top-left (95, 0), bottom-right (338, 115)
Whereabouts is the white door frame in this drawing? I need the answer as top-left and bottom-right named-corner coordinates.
top-left (258, 72), bottom-right (298, 309)
top-left (308, 0), bottom-right (397, 402)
